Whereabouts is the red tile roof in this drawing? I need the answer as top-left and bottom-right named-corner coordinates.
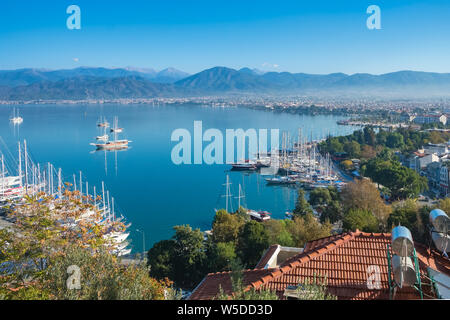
top-left (189, 230), bottom-right (450, 300)
top-left (189, 269), bottom-right (275, 300)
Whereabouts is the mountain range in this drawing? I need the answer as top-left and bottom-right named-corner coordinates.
top-left (1, 66), bottom-right (450, 100)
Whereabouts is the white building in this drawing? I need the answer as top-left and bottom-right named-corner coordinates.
top-left (440, 164), bottom-right (450, 196)
top-left (408, 152), bottom-right (440, 173)
top-left (423, 143), bottom-right (449, 156)
top-left (413, 114), bottom-right (447, 125)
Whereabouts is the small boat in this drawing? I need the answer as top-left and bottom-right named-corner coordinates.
top-left (96, 134), bottom-right (109, 141)
top-left (97, 116), bottom-right (109, 128)
top-left (10, 108), bottom-right (23, 125)
top-left (110, 128), bottom-right (123, 133)
top-left (231, 158), bottom-right (258, 171)
top-left (91, 140), bottom-right (130, 150)
top-left (231, 162), bottom-right (257, 171)
top-left (247, 209), bottom-right (271, 222)
top-left (265, 176), bottom-right (297, 185)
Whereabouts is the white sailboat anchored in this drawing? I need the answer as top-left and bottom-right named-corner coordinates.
top-left (10, 108), bottom-right (23, 125)
top-left (97, 116), bottom-right (109, 128)
top-left (236, 183), bottom-right (271, 222)
top-left (91, 116), bottom-right (131, 150)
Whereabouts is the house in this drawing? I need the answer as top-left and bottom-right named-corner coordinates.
top-left (400, 113), bottom-right (416, 123)
top-left (423, 143), bottom-right (449, 157)
top-left (413, 114), bottom-right (447, 126)
top-left (189, 230), bottom-right (450, 300)
top-left (426, 161), bottom-right (443, 192)
top-left (407, 152), bottom-right (439, 173)
top-left (439, 163), bottom-right (450, 197)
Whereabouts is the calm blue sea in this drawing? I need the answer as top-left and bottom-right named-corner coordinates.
top-left (0, 104), bottom-right (358, 253)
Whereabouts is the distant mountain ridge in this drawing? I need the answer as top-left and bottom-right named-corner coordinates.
top-left (0, 67), bottom-right (190, 86)
top-left (1, 66), bottom-right (450, 100)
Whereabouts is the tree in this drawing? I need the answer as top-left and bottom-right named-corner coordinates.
top-left (0, 192), bottom-right (171, 300)
top-left (343, 208), bottom-right (378, 233)
top-left (171, 225), bottom-right (207, 289)
top-left (309, 188), bottom-right (332, 207)
top-left (340, 160), bottom-right (354, 171)
top-left (362, 158), bottom-right (428, 199)
top-left (147, 240), bottom-right (176, 281)
top-left (363, 127), bottom-right (377, 146)
top-left (286, 213), bottom-right (332, 248)
top-left (320, 200), bottom-right (343, 224)
top-left (341, 179), bottom-right (391, 230)
top-left (360, 145), bottom-right (376, 160)
top-left (386, 132), bottom-right (404, 149)
top-left (293, 189), bottom-right (312, 216)
top-left (237, 221), bottom-right (270, 268)
top-left (264, 219), bottom-right (294, 247)
top-left (46, 246), bottom-right (171, 300)
top-left (344, 141), bottom-right (361, 158)
top-left (328, 138), bottom-right (344, 154)
top-left (212, 210), bottom-right (244, 244)
top-left (388, 200), bottom-right (426, 242)
top-left (208, 242), bottom-right (237, 272)
top-left (438, 198), bottom-right (450, 214)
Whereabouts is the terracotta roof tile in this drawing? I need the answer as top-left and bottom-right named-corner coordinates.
top-left (190, 231), bottom-right (450, 300)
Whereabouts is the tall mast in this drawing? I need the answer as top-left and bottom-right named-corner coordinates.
top-left (1, 154), bottom-right (4, 199)
top-left (48, 163), bottom-right (51, 195)
top-left (79, 171), bottom-right (83, 199)
top-left (107, 191), bottom-right (110, 221)
top-left (223, 175), bottom-right (232, 213)
top-left (18, 141), bottom-right (22, 188)
top-left (102, 181), bottom-right (106, 215)
top-left (58, 168), bottom-right (62, 198)
top-left (37, 163), bottom-right (41, 192)
top-left (112, 197), bottom-right (115, 222)
top-left (24, 140), bottom-right (28, 194)
top-left (236, 184), bottom-right (246, 210)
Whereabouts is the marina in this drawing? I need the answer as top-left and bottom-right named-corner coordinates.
top-left (0, 103), bottom-right (359, 252)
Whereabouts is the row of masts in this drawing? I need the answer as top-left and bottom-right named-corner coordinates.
top-left (231, 128), bottom-right (342, 187)
top-left (0, 140), bottom-right (131, 255)
top-left (218, 174), bottom-right (271, 222)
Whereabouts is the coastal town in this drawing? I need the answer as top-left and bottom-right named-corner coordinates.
top-left (1, 0), bottom-right (450, 309)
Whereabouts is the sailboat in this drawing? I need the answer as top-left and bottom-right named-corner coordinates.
top-left (96, 118), bottom-right (109, 141)
top-left (91, 116), bottom-right (131, 150)
top-left (235, 183), bottom-right (271, 222)
top-left (10, 108), bottom-right (23, 125)
top-left (97, 116), bottom-right (109, 128)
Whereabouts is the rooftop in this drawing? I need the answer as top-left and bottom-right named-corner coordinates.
top-left (189, 230), bottom-right (450, 300)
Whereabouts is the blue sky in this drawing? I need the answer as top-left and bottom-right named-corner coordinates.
top-left (1, 0), bottom-right (450, 74)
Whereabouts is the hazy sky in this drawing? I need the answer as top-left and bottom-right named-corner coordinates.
top-left (1, 0), bottom-right (450, 74)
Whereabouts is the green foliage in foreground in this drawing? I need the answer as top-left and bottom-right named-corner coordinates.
top-left (0, 193), bottom-right (173, 300)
